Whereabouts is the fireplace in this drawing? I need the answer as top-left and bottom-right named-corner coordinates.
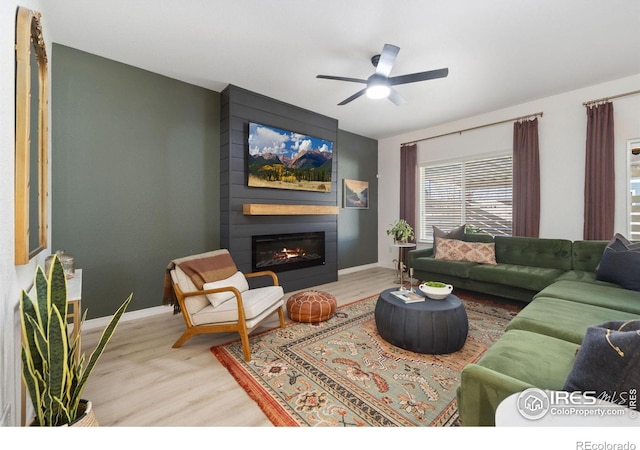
top-left (252, 231), bottom-right (325, 273)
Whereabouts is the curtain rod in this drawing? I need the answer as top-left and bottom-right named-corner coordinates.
top-left (401, 112), bottom-right (543, 146)
top-left (583, 89), bottom-right (640, 106)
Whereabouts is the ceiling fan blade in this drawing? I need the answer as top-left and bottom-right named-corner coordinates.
top-left (387, 88), bottom-right (406, 106)
top-left (338, 88), bottom-right (367, 105)
top-left (375, 44), bottom-right (400, 77)
top-left (389, 68), bottom-right (449, 86)
top-left (317, 75), bottom-right (367, 84)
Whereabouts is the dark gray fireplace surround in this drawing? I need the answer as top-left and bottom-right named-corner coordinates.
top-left (220, 85), bottom-right (338, 292)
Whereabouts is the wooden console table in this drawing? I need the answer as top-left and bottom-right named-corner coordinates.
top-left (67, 269), bottom-right (83, 356)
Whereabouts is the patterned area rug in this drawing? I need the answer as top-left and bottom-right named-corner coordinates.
top-left (211, 292), bottom-right (520, 427)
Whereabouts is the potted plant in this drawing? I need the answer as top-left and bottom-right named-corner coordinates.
top-left (20, 254), bottom-right (132, 426)
top-left (386, 219), bottom-right (415, 243)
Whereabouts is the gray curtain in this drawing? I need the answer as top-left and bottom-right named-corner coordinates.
top-left (400, 143), bottom-right (417, 266)
top-left (512, 118), bottom-right (540, 237)
top-left (584, 102), bottom-right (615, 240)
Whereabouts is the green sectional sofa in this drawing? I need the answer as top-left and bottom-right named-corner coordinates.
top-left (408, 234), bottom-right (640, 426)
top-left (409, 234), bottom-right (575, 303)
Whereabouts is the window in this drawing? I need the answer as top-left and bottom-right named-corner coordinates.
top-left (628, 139), bottom-right (640, 240)
top-left (418, 154), bottom-right (513, 242)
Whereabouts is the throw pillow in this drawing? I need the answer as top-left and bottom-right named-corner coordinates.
top-left (203, 270), bottom-right (250, 307)
top-left (563, 320), bottom-right (640, 410)
top-left (434, 237), bottom-right (497, 265)
top-left (595, 233), bottom-right (640, 291)
top-left (432, 224), bottom-right (466, 254)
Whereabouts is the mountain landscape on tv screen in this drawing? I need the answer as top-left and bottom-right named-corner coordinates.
top-left (248, 122), bottom-right (333, 192)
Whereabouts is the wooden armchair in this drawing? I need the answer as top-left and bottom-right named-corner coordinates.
top-left (166, 249), bottom-right (286, 361)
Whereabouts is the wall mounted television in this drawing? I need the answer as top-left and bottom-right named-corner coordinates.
top-left (248, 122), bottom-right (333, 192)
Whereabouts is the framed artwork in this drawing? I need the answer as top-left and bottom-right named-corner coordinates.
top-left (343, 179), bottom-right (369, 209)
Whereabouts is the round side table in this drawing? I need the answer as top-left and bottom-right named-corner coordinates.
top-left (374, 287), bottom-right (468, 354)
top-left (389, 242), bottom-right (416, 287)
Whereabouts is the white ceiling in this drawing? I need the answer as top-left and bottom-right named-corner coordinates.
top-left (44, 0), bottom-right (640, 140)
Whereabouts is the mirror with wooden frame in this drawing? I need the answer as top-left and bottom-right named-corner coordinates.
top-left (15, 7), bottom-right (48, 264)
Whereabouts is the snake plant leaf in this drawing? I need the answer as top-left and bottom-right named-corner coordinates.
top-left (47, 305), bottom-right (68, 413)
top-left (48, 257), bottom-right (68, 326)
top-left (71, 293), bottom-right (132, 413)
top-left (20, 291), bottom-right (43, 380)
top-left (34, 265), bottom-right (48, 333)
top-left (21, 349), bottom-right (44, 426)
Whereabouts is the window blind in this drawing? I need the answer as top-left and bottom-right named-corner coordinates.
top-left (418, 154), bottom-right (513, 242)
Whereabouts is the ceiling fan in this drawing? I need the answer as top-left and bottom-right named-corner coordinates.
top-left (317, 43), bottom-right (449, 106)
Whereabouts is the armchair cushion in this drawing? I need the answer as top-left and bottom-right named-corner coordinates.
top-left (203, 271), bottom-right (249, 307)
top-left (191, 285), bottom-right (284, 327)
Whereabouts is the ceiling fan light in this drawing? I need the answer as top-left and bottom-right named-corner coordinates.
top-left (366, 84), bottom-right (391, 99)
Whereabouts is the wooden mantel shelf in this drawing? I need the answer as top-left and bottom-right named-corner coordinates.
top-left (243, 204), bottom-right (339, 216)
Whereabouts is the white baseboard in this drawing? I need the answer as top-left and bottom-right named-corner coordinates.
top-left (82, 305), bottom-right (171, 331)
top-left (84, 263), bottom-right (389, 330)
top-left (338, 262), bottom-right (381, 275)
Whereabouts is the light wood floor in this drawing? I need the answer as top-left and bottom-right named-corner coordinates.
top-left (81, 266), bottom-right (400, 426)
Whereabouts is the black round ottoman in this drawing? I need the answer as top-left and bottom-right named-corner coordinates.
top-left (374, 288), bottom-right (468, 354)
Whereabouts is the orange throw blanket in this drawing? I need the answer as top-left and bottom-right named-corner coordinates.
top-left (163, 251), bottom-right (238, 313)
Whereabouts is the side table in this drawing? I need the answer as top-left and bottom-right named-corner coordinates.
top-left (390, 242), bottom-right (416, 288)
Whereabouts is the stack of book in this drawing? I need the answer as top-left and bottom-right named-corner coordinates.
top-left (390, 290), bottom-right (425, 303)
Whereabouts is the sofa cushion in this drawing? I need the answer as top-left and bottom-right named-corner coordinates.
top-left (192, 285), bottom-right (284, 326)
top-left (555, 270), bottom-right (619, 287)
top-left (432, 224), bottom-right (466, 254)
top-left (410, 256), bottom-right (478, 278)
top-left (463, 232), bottom-right (494, 243)
top-left (494, 236), bottom-right (573, 270)
top-left (572, 240), bottom-right (608, 272)
top-left (596, 234), bottom-right (640, 291)
top-left (434, 237), bottom-right (497, 265)
top-left (469, 263), bottom-right (564, 292)
top-left (457, 329), bottom-right (579, 426)
top-left (563, 320), bottom-right (640, 409)
top-left (475, 329), bottom-right (579, 389)
top-left (535, 280), bottom-right (640, 315)
top-left (506, 297), bottom-right (640, 344)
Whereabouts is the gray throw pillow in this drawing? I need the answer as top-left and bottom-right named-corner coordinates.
top-left (596, 234), bottom-right (640, 291)
top-left (563, 320), bottom-right (640, 410)
top-left (432, 224), bottom-right (465, 256)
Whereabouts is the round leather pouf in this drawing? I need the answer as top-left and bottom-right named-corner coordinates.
top-left (286, 290), bottom-right (337, 323)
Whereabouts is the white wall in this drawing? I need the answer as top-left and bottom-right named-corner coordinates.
top-left (1, 0), bottom-right (51, 426)
top-left (378, 74), bottom-right (640, 269)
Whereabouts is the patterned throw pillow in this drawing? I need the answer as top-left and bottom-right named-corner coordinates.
top-left (434, 237), bottom-right (497, 265)
top-left (432, 224), bottom-right (466, 254)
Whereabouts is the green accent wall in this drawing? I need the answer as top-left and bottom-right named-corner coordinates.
top-left (337, 130), bottom-right (378, 269)
top-left (51, 44), bottom-right (220, 319)
top-left (51, 44), bottom-right (378, 319)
